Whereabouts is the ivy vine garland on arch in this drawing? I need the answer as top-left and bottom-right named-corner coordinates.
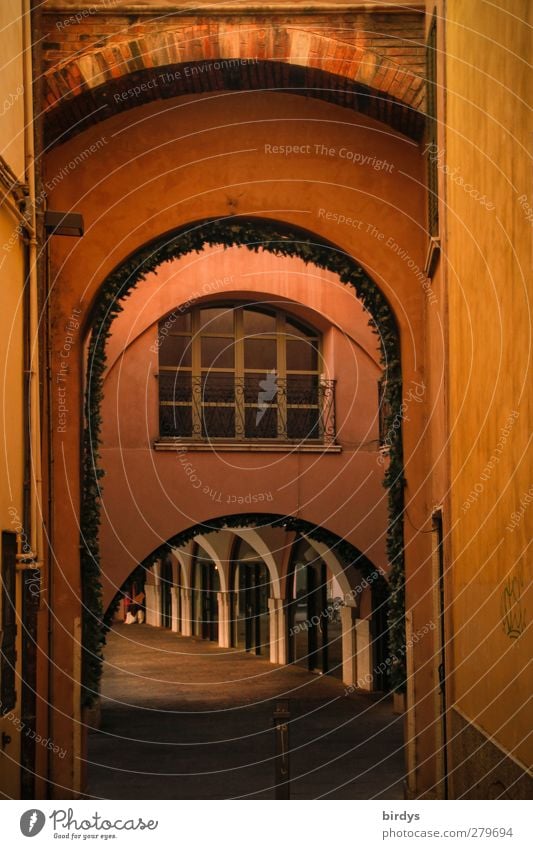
top-left (81, 217), bottom-right (406, 707)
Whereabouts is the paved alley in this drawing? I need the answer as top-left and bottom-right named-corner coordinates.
top-left (85, 624), bottom-right (405, 800)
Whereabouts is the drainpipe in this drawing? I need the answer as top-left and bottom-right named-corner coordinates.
top-left (18, 0), bottom-right (43, 799)
top-left (24, 0), bottom-right (55, 798)
top-left (23, 0), bottom-right (43, 571)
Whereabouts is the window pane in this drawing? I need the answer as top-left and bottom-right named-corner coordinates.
top-left (201, 372), bottom-right (235, 403)
top-left (243, 307), bottom-right (276, 334)
top-left (244, 372), bottom-right (279, 404)
top-left (159, 372), bottom-right (192, 403)
top-left (199, 307), bottom-right (234, 333)
top-left (159, 334), bottom-right (192, 367)
top-left (286, 316), bottom-right (316, 338)
top-left (161, 311), bottom-right (191, 333)
top-left (286, 339), bottom-right (318, 371)
top-left (201, 337), bottom-right (235, 369)
top-left (244, 338), bottom-right (277, 369)
top-left (287, 408), bottom-right (320, 440)
top-left (287, 374), bottom-right (319, 405)
top-left (245, 406), bottom-right (279, 439)
top-left (202, 406), bottom-right (235, 438)
top-left (159, 405), bottom-right (192, 437)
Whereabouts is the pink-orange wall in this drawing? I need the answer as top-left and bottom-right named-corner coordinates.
top-left (98, 245), bottom-right (386, 606)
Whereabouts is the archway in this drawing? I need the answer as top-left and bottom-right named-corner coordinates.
top-left (43, 22), bottom-right (425, 147)
top-left (90, 513), bottom-right (401, 800)
top-left (104, 513), bottom-right (388, 683)
top-left (82, 217), bottom-right (404, 707)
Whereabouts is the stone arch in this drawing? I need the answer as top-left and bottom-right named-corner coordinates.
top-left (104, 513), bottom-right (379, 612)
top-left (228, 527), bottom-right (282, 599)
top-left (300, 534), bottom-right (353, 603)
top-left (194, 533), bottom-right (229, 593)
top-left (171, 547), bottom-right (188, 590)
top-left (171, 542), bottom-right (193, 590)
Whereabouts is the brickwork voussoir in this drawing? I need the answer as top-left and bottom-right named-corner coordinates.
top-left (41, 15), bottom-right (426, 141)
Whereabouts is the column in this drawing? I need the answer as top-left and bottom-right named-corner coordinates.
top-left (268, 598), bottom-right (288, 665)
top-left (217, 592), bottom-right (232, 648)
top-left (356, 618), bottom-right (373, 691)
top-left (180, 587), bottom-right (192, 636)
top-left (341, 605), bottom-right (358, 688)
top-left (171, 587), bottom-right (180, 633)
top-left (268, 598), bottom-right (278, 662)
top-left (144, 585), bottom-right (160, 627)
top-left (276, 600), bottom-right (288, 665)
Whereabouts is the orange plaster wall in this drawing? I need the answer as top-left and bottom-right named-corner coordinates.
top-left (444, 0), bottom-right (533, 772)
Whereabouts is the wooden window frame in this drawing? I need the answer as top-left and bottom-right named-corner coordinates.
top-left (159, 303), bottom-right (326, 442)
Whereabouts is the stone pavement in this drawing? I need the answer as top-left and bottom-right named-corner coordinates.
top-left (85, 624), bottom-right (405, 800)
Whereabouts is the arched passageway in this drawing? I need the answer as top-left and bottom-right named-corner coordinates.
top-left (77, 216), bottom-right (404, 801)
top-left (106, 518), bottom-right (390, 693)
top-left (4, 0), bottom-right (526, 804)
top-left (91, 518), bottom-right (399, 800)
top-left (84, 219), bottom-right (404, 706)
top-left (44, 73), bottom-right (432, 797)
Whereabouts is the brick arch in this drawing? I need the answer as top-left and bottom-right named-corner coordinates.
top-left (44, 23), bottom-right (425, 145)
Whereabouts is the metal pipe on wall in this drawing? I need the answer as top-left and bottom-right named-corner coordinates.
top-left (19, 0), bottom-right (44, 799)
top-left (23, 0), bottom-right (43, 570)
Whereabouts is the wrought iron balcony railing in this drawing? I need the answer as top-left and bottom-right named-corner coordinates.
top-left (158, 374), bottom-right (336, 444)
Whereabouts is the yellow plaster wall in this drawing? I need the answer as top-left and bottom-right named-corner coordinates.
top-left (445, 0), bottom-right (532, 769)
top-left (0, 0), bottom-right (25, 179)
